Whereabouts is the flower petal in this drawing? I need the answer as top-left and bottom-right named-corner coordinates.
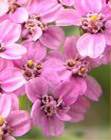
top-left (55, 77), bottom-right (87, 105)
top-left (85, 76), bottom-right (102, 101)
top-left (68, 97), bottom-right (90, 122)
top-left (43, 116), bottom-right (64, 136)
top-left (0, 44), bottom-right (27, 60)
top-left (56, 9), bottom-right (78, 26)
top-left (40, 26), bottom-right (65, 49)
top-left (9, 7), bottom-right (29, 23)
top-left (7, 110), bottom-right (31, 137)
top-left (1, 69), bottom-right (26, 92)
top-left (32, 26), bottom-right (43, 41)
top-left (0, 20), bottom-right (21, 43)
top-left (10, 94), bottom-right (19, 110)
top-left (0, 94), bottom-right (11, 118)
top-left (74, 0), bottom-right (103, 14)
top-left (26, 77), bottom-right (48, 102)
top-left (64, 36), bottom-right (79, 59)
top-left (56, 112), bottom-right (71, 121)
top-left (77, 33), bottom-right (106, 58)
top-left (23, 41), bottom-right (46, 62)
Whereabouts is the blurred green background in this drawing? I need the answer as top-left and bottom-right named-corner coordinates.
top-left (18, 27), bottom-right (111, 140)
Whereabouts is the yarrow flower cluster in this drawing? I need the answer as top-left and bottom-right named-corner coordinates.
top-left (0, 0), bottom-right (110, 138)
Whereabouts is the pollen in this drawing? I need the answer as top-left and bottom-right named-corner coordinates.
top-left (81, 13), bottom-right (104, 34)
top-left (78, 66), bottom-right (88, 76)
top-left (0, 116), bottom-right (5, 126)
top-left (88, 13), bottom-right (103, 22)
top-left (89, 15), bottom-right (98, 21)
top-left (27, 60), bottom-right (34, 68)
top-left (67, 59), bottom-right (76, 67)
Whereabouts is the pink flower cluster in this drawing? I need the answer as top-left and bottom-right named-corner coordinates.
top-left (0, 0), bottom-right (110, 138)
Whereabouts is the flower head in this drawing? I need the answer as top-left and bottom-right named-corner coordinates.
top-left (56, 0), bottom-right (111, 58)
top-left (44, 36), bottom-right (99, 81)
top-left (26, 77), bottom-right (90, 136)
top-left (74, 0), bottom-right (111, 58)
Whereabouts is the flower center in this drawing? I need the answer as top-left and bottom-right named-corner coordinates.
top-left (41, 95), bottom-right (56, 117)
top-left (0, 116), bottom-right (12, 139)
top-left (23, 60), bottom-right (42, 80)
top-left (24, 15), bottom-right (47, 36)
top-left (66, 58), bottom-right (89, 76)
top-left (78, 66), bottom-right (89, 76)
top-left (41, 95), bottom-right (66, 117)
top-left (67, 59), bottom-right (78, 67)
top-left (81, 13), bottom-right (105, 34)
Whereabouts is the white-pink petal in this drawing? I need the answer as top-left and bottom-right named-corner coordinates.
top-left (0, 94), bottom-right (11, 118)
top-left (9, 7), bottom-right (29, 23)
top-left (77, 33), bottom-right (106, 58)
top-left (7, 110), bottom-right (31, 136)
top-left (0, 0), bottom-right (9, 17)
top-left (0, 20), bottom-right (21, 43)
top-left (1, 70), bottom-right (26, 92)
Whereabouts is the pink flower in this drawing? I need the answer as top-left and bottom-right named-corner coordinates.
top-left (0, 19), bottom-right (27, 60)
top-left (0, 0), bottom-right (107, 138)
top-left (73, 0), bottom-right (111, 58)
top-left (56, 0), bottom-right (111, 58)
top-left (44, 37), bottom-right (98, 81)
top-left (2, 41), bottom-right (60, 94)
top-left (44, 37), bottom-right (102, 101)
top-left (19, 0), bottom-right (65, 49)
top-left (26, 77), bottom-right (90, 136)
top-left (0, 94), bottom-right (31, 140)
top-left (5, 0), bottom-right (64, 49)
top-left (14, 41), bottom-right (47, 83)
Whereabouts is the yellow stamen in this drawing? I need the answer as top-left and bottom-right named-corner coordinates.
top-left (0, 116), bottom-right (5, 126)
top-left (27, 60), bottom-right (34, 68)
top-left (90, 15), bottom-right (98, 21)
